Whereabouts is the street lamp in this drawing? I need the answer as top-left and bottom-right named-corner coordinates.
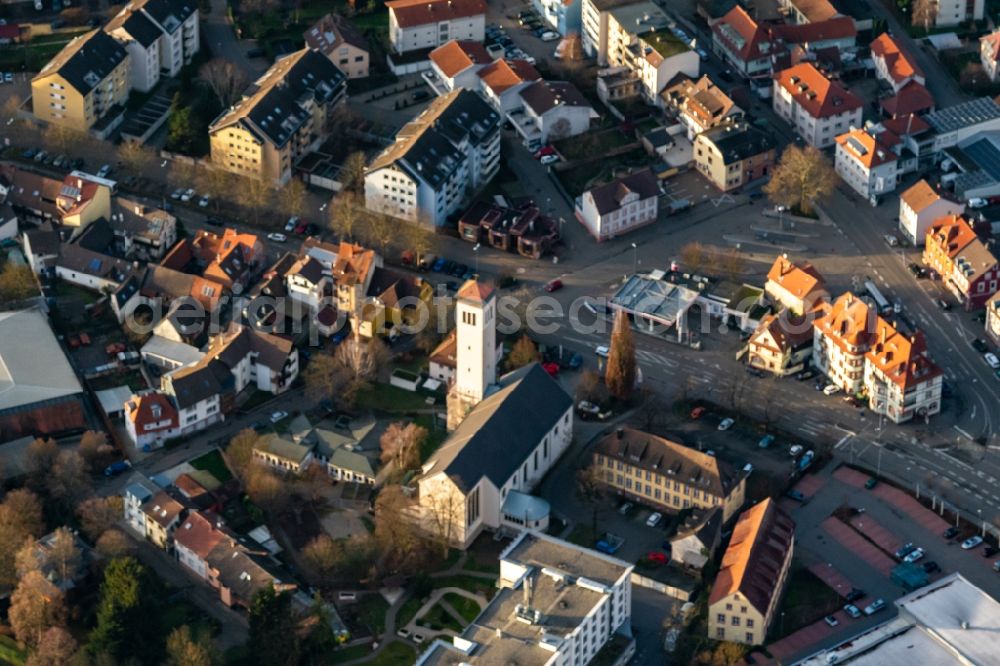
top-left (473, 243), bottom-right (481, 275)
top-left (631, 242), bottom-right (638, 275)
top-left (979, 508), bottom-right (986, 537)
top-left (777, 205), bottom-right (787, 231)
top-left (558, 216), bottom-right (565, 240)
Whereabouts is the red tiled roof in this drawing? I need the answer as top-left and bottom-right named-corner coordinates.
top-left (880, 81), bottom-right (934, 117)
top-left (774, 63), bottom-right (862, 119)
top-left (175, 511), bottom-right (227, 559)
top-left (477, 59), bottom-right (540, 94)
top-left (456, 279), bottom-right (494, 302)
top-left (866, 323), bottom-right (942, 390)
top-left (881, 113), bottom-right (930, 137)
top-left (430, 39), bottom-right (492, 78)
top-left (713, 5), bottom-right (770, 63)
top-left (871, 33), bottom-right (923, 84)
top-left (835, 128), bottom-right (898, 169)
top-left (770, 16), bottom-right (856, 45)
top-left (926, 215), bottom-right (977, 259)
top-left (767, 256), bottom-right (825, 298)
top-left (387, 0), bottom-right (487, 28)
top-left (124, 392), bottom-right (178, 432)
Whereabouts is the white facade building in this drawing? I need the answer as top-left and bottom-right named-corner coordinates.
top-left (514, 80), bottom-right (597, 146)
top-left (932, 0), bottom-right (983, 26)
top-left (834, 128), bottom-right (900, 202)
top-left (387, 0), bottom-right (486, 54)
top-left (575, 169), bottom-right (660, 241)
top-left (773, 63), bottom-right (862, 148)
top-left (898, 179), bottom-right (965, 246)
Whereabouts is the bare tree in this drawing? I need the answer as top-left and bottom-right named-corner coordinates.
top-left (79, 430), bottom-right (114, 473)
top-left (278, 178), bottom-right (308, 221)
top-left (47, 451), bottom-right (90, 506)
top-left (764, 144), bottom-right (836, 215)
top-left (421, 481), bottom-right (464, 557)
top-left (241, 176), bottom-right (273, 226)
top-left (168, 160), bottom-right (198, 189)
top-left (117, 141), bottom-right (154, 175)
top-left (334, 336), bottom-right (389, 401)
top-left (245, 466), bottom-right (292, 516)
top-left (301, 534), bottom-right (338, 580)
top-left (25, 438), bottom-right (59, 478)
top-left (379, 422), bottom-right (427, 471)
top-left (95, 529), bottom-right (134, 559)
top-left (165, 624), bottom-right (218, 666)
top-left (605, 310), bottom-right (637, 402)
top-left (339, 151), bottom-right (368, 195)
top-left (45, 527), bottom-right (81, 588)
top-left (679, 242), bottom-right (708, 273)
top-left (360, 210), bottom-right (395, 256)
top-left (373, 485), bottom-right (433, 575)
top-left (398, 219), bottom-right (437, 263)
top-left (199, 58), bottom-right (250, 108)
top-left (506, 335), bottom-right (539, 371)
top-left (225, 428), bottom-right (261, 478)
top-left (42, 124), bottom-right (87, 155)
top-left (8, 570), bottom-right (67, 648)
top-left (911, 0), bottom-right (936, 30)
top-left (27, 626), bottom-right (78, 666)
top-left (302, 353), bottom-right (344, 406)
top-left (327, 191), bottom-right (366, 242)
top-left (576, 466), bottom-right (607, 542)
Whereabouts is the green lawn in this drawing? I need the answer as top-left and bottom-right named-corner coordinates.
top-left (395, 595), bottom-right (424, 629)
top-left (443, 592), bottom-right (482, 623)
top-left (354, 594), bottom-right (390, 636)
top-left (417, 601), bottom-right (465, 632)
top-left (433, 575), bottom-right (497, 600)
top-left (366, 641), bottom-right (416, 665)
top-left (328, 642), bottom-right (375, 663)
top-left (554, 129), bottom-right (635, 162)
top-left (0, 636), bottom-right (25, 666)
top-left (356, 383), bottom-right (435, 412)
top-left (189, 448), bottom-right (234, 483)
top-left (463, 552), bottom-right (500, 575)
top-left (556, 147), bottom-right (649, 195)
top-left (413, 413), bottom-right (447, 462)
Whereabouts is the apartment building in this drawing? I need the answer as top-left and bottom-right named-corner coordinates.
top-left (105, 0), bottom-right (199, 92)
top-left (865, 323), bottom-right (942, 423)
top-left (772, 63), bottom-right (862, 148)
top-left (898, 179), bottom-right (965, 246)
top-left (746, 311), bottom-right (815, 376)
top-left (124, 392), bottom-right (179, 450)
top-left (708, 499), bottom-right (795, 646)
top-left (694, 121), bottom-right (776, 192)
top-left (661, 75), bottom-right (743, 141)
top-left (386, 0), bottom-right (486, 54)
top-left (778, 0), bottom-right (839, 24)
top-left (834, 127), bottom-right (900, 202)
top-left (365, 89), bottom-right (500, 226)
top-left (711, 5), bottom-right (772, 78)
top-left (533, 0), bottom-right (582, 36)
top-left (924, 215), bottom-right (1000, 310)
top-left (418, 531), bottom-right (634, 666)
top-left (592, 427), bottom-right (747, 523)
top-left (604, 1), bottom-right (698, 103)
top-left (304, 13), bottom-right (370, 78)
top-left (575, 169), bottom-right (660, 241)
top-left (987, 292), bottom-right (1000, 347)
top-left (581, 0), bottom-right (644, 62)
top-left (931, 0), bottom-right (984, 26)
top-left (208, 48), bottom-right (347, 185)
top-left (812, 292), bottom-right (874, 394)
top-left (765, 255), bottom-right (827, 315)
top-left (871, 33), bottom-right (924, 93)
top-left (31, 30), bottom-right (130, 134)
top-left (427, 39), bottom-right (494, 93)
top-left (140, 490), bottom-right (187, 549)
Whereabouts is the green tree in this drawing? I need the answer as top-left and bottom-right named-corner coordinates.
top-left (605, 310), bottom-right (636, 402)
top-left (89, 557), bottom-right (159, 661)
top-left (248, 586), bottom-right (299, 666)
top-left (166, 95), bottom-right (203, 155)
top-left (505, 335), bottom-right (538, 371)
top-left (0, 263), bottom-right (38, 303)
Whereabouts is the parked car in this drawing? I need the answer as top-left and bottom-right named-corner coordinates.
top-left (540, 30), bottom-right (560, 41)
top-left (618, 502), bottom-right (634, 516)
top-left (595, 344), bottom-right (609, 358)
top-left (843, 604), bottom-right (862, 619)
top-left (795, 369), bottom-right (815, 381)
top-left (863, 599), bottom-right (886, 616)
top-left (577, 401), bottom-right (601, 419)
top-left (285, 216), bottom-right (299, 232)
top-left (883, 234), bottom-right (899, 247)
top-left (904, 547), bottom-right (925, 563)
top-left (968, 197), bottom-right (989, 209)
top-left (534, 146), bottom-right (556, 159)
top-left (743, 463), bottom-right (753, 475)
top-left (646, 512), bottom-right (663, 527)
top-left (865, 477), bottom-right (878, 489)
top-left (972, 338), bottom-right (990, 353)
top-left (943, 526), bottom-right (960, 540)
top-left (180, 188), bottom-right (195, 202)
top-left (895, 542), bottom-right (916, 559)
top-left (104, 460), bottom-right (132, 477)
top-left (690, 406), bottom-right (706, 419)
top-left (786, 489), bottom-right (808, 503)
top-left (789, 444), bottom-right (804, 457)
top-left (96, 164), bottom-right (111, 178)
top-left (923, 561), bottom-right (940, 574)
top-left (845, 588), bottom-right (865, 603)
top-left (745, 367), bottom-right (766, 378)
top-left (717, 417), bottom-right (734, 431)
top-left (647, 551), bottom-right (668, 564)
top-left (824, 615), bottom-right (839, 628)
top-left (270, 410), bottom-right (289, 424)
top-left (696, 47), bottom-right (709, 61)
top-left (985, 352), bottom-right (1000, 369)
top-left (823, 384), bottom-right (841, 396)
top-left (907, 262), bottom-right (926, 278)
top-left (540, 154), bottom-right (560, 166)
top-left (205, 217), bottom-right (222, 227)
top-left (544, 278), bottom-right (563, 292)
top-left (758, 434), bottom-right (775, 449)
top-left (267, 232), bottom-right (287, 243)
top-left (962, 536), bottom-right (984, 550)
top-left (198, 195), bottom-right (210, 208)
top-left (542, 361), bottom-right (559, 376)
top-left (33, 150), bottom-right (48, 162)
top-left (294, 220), bottom-right (309, 234)
top-left (984, 546), bottom-right (999, 558)
top-left (170, 188), bottom-right (185, 199)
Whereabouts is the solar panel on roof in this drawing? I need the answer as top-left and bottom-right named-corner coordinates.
top-left (961, 138), bottom-right (1000, 181)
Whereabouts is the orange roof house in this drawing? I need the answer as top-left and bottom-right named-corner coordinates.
top-left (774, 63), bottom-right (862, 119)
top-left (712, 5), bottom-right (771, 70)
top-left (871, 33), bottom-right (924, 90)
top-left (924, 215), bottom-right (1000, 310)
top-left (192, 228), bottom-right (263, 292)
top-left (814, 292), bottom-right (875, 351)
top-left (866, 323), bottom-right (941, 390)
top-left (477, 58), bottom-right (541, 96)
top-left (708, 498), bottom-right (795, 645)
top-left (430, 40), bottom-right (492, 78)
top-left (765, 255), bottom-right (828, 314)
top-left (835, 128), bottom-right (899, 169)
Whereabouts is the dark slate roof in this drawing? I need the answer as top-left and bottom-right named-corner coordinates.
top-left (168, 359), bottom-right (226, 409)
top-left (35, 30), bottom-right (127, 96)
top-left (138, 0), bottom-right (197, 34)
top-left (424, 363), bottom-right (572, 492)
top-left (113, 269), bottom-right (144, 308)
top-left (700, 122), bottom-right (776, 166)
top-left (205, 540), bottom-right (286, 605)
top-left (113, 10), bottom-right (162, 47)
top-left (142, 265), bottom-right (195, 300)
top-left (57, 244), bottom-right (131, 281)
top-left (519, 80), bottom-right (592, 115)
top-left (24, 225), bottom-right (60, 257)
top-left (72, 217), bottom-right (115, 253)
top-left (588, 169), bottom-right (660, 215)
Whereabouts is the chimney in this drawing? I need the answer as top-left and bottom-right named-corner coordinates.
top-left (881, 326), bottom-right (887, 345)
top-left (617, 427), bottom-right (625, 440)
top-left (135, 203), bottom-right (144, 215)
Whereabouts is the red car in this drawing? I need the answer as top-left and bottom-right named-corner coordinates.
top-left (542, 362), bottom-right (560, 376)
top-left (294, 220), bottom-right (309, 234)
top-left (544, 279), bottom-right (563, 292)
top-left (534, 146), bottom-right (555, 159)
top-left (647, 552), bottom-right (668, 565)
top-left (690, 406), bottom-right (706, 419)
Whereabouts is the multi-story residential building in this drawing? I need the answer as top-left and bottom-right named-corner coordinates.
top-left (865, 323), bottom-right (942, 423)
top-left (188, 228), bottom-right (264, 294)
top-left (604, 1), bottom-right (699, 104)
top-left (111, 198), bottom-right (178, 260)
top-left (746, 311), bottom-right (815, 376)
top-left (708, 499), bottom-right (794, 645)
top-left (124, 392), bottom-right (179, 449)
top-left (898, 179), bottom-right (965, 246)
top-left (203, 322), bottom-right (299, 394)
top-left (386, 0), bottom-right (486, 54)
top-left (772, 63), bottom-right (862, 148)
top-left (123, 474), bottom-right (160, 536)
top-left (209, 48), bottom-right (347, 185)
top-left (812, 292), bottom-right (874, 394)
top-left (711, 5), bottom-right (772, 79)
top-left (416, 531), bottom-right (635, 666)
top-left (834, 127), bottom-right (900, 202)
top-left (31, 30), bottom-right (130, 134)
top-left (871, 33), bottom-right (924, 93)
top-left (105, 0), bottom-right (199, 92)
top-left (981, 30), bottom-right (1000, 82)
top-left (426, 39), bottom-right (493, 93)
top-left (580, 0), bottom-right (645, 62)
top-left (574, 169), bottom-right (660, 241)
top-left (141, 490), bottom-right (186, 549)
top-left (661, 75), bottom-right (743, 140)
top-left (105, 8), bottom-right (162, 93)
top-left (924, 215), bottom-right (1000, 310)
top-left (160, 362), bottom-right (226, 434)
top-left (414, 281), bottom-right (573, 548)
top-left (929, 0), bottom-right (984, 26)
top-left (513, 80), bottom-right (597, 147)
top-left (533, 0), bottom-right (582, 36)
top-left (476, 58), bottom-right (541, 112)
top-left (365, 89), bottom-right (500, 227)
top-left (693, 121), bottom-right (776, 192)
top-left (778, 0), bottom-right (839, 24)
top-left (765, 255), bottom-right (827, 315)
top-left (304, 13), bottom-right (369, 78)
top-left (987, 292), bottom-right (1000, 347)
top-left (592, 427), bottom-right (747, 523)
